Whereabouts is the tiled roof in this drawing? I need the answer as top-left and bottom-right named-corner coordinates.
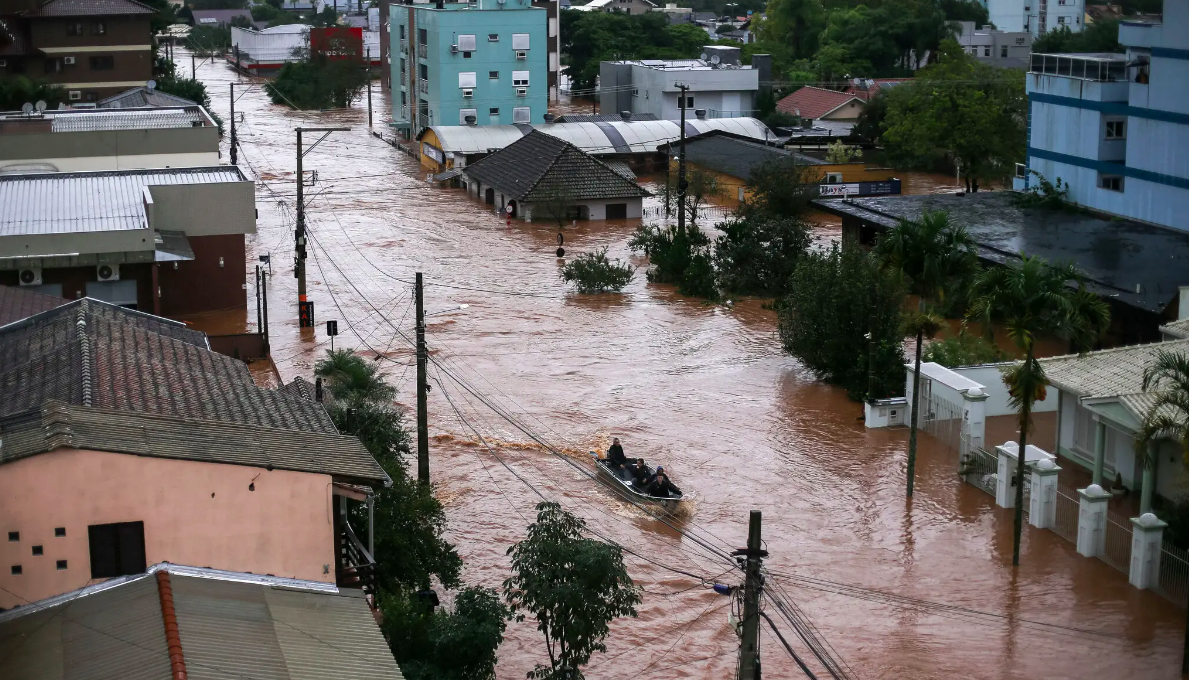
top-left (1161, 318), bottom-right (1189, 340)
top-left (0, 284), bottom-right (64, 327)
top-left (776, 86), bottom-right (863, 120)
top-left (0, 166), bottom-right (247, 237)
top-left (191, 8), bottom-right (251, 24)
top-left (845, 78), bottom-right (912, 101)
top-left (0, 565), bottom-right (405, 679)
top-left (0, 400), bottom-right (389, 484)
top-left (0, 298), bottom-right (340, 434)
top-left (0, 16), bottom-right (30, 56)
top-left (1040, 338), bottom-right (1189, 399)
top-left (278, 375), bottom-right (319, 402)
top-left (462, 129), bottom-right (650, 202)
top-left (98, 86), bottom-right (199, 108)
top-left (25, 0), bottom-right (156, 16)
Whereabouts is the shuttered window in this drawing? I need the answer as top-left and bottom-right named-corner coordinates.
top-left (512, 33), bottom-right (530, 50)
top-left (88, 521), bottom-right (146, 579)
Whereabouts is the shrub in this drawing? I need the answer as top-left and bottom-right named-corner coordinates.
top-left (921, 329), bottom-right (1005, 368)
top-left (560, 247), bottom-right (635, 294)
top-left (1012, 171), bottom-right (1071, 210)
top-left (713, 211), bottom-right (811, 298)
top-left (628, 223), bottom-right (717, 299)
top-left (825, 139), bottom-right (861, 164)
top-left (778, 242), bottom-right (906, 400)
top-left (267, 52), bottom-right (368, 109)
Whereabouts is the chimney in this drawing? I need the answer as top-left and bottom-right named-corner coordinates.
top-left (695, 109), bottom-right (706, 120)
top-left (315, 377), bottom-right (323, 402)
top-left (620, 110), bottom-right (631, 121)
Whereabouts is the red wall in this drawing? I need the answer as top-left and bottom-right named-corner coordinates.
top-left (158, 234), bottom-right (248, 316)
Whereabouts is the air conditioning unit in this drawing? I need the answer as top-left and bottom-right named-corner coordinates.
top-left (450, 44), bottom-right (459, 53)
top-left (515, 50), bottom-right (527, 60)
top-left (96, 263), bottom-right (120, 281)
top-left (515, 87), bottom-right (527, 97)
top-left (825, 172), bottom-right (843, 184)
top-left (63, 56), bottom-right (75, 65)
top-left (18, 268), bottom-right (42, 287)
top-left (462, 88), bottom-right (473, 97)
top-left (0, 60), bottom-right (7, 67)
top-left (69, 90), bottom-right (81, 101)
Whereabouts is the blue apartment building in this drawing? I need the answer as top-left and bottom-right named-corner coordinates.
top-left (1017, 4), bottom-right (1189, 231)
top-left (389, 0), bottom-right (548, 135)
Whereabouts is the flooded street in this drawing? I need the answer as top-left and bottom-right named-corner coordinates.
top-left (190, 52), bottom-right (1184, 678)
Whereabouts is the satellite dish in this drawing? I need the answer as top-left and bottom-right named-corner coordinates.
top-left (700, 52), bottom-right (708, 60)
top-left (35, 100), bottom-right (47, 112)
top-left (710, 55), bottom-right (721, 64)
top-left (147, 79), bottom-right (157, 90)
top-left (21, 102), bottom-right (33, 114)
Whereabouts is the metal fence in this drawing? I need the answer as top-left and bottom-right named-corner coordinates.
top-left (921, 392), bottom-right (965, 458)
top-left (1052, 485), bottom-right (1079, 543)
top-left (959, 447), bottom-right (998, 496)
top-left (1155, 541), bottom-right (1189, 608)
top-left (640, 204), bottom-right (734, 225)
top-left (1101, 507), bottom-right (1134, 574)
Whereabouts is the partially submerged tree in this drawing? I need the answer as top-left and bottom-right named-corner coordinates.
top-left (560, 247), bottom-right (635, 294)
top-left (629, 223), bottom-right (717, 299)
top-left (504, 502), bottom-right (642, 679)
top-left (713, 211), bottom-right (812, 298)
top-left (742, 155), bottom-right (819, 218)
top-left (968, 256), bottom-right (1110, 566)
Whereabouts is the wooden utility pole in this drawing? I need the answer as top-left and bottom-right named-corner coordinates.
top-left (736, 511), bottom-right (766, 680)
top-left (294, 126), bottom-right (350, 325)
top-left (366, 47), bottom-right (373, 128)
top-left (229, 83), bottom-right (237, 166)
top-left (675, 82), bottom-right (689, 236)
top-left (415, 272), bottom-right (430, 484)
top-left (191, 53), bottom-right (195, 79)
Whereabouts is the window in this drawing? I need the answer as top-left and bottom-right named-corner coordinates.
top-left (459, 108), bottom-right (477, 124)
top-left (459, 71), bottom-right (476, 88)
top-left (1105, 119), bottom-right (1126, 139)
top-left (69, 90), bottom-right (81, 101)
top-left (10, 565), bottom-right (20, 575)
top-left (67, 22), bottom-right (83, 35)
top-left (464, 52), bottom-right (471, 58)
top-left (1098, 174), bottom-right (1124, 192)
top-left (32, 545), bottom-right (43, 556)
top-left (512, 70), bottom-right (529, 86)
top-left (44, 58), bottom-right (63, 74)
top-left (400, 58), bottom-right (406, 75)
top-left (399, 24), bottom-right (405, 39)
top-left (489, 107), bottom-right (499, 115)
top-left (90, 56), bottom-right (114, 71)
top-left (92, 21), bottom-right (106, 35)
top-left (1057, 16), bottom-right (1067, 24)
top-left (488, 33), bottom-right (499, 41)
top-left (419, 63), bottom-right (428, 79)
top-left (632, 87), bottom-right (639, 96)
top-left (7, 531), bottom-right (17, 542)
top-left (88, 521), bottom-right (146, 579)
top-left (457, 34), bottom-right (476, 51)
top-left (488, 70), bottom-right (499, 80)
top-left (983, 46), bottom-right (991, 57)
top-left (55, 527), bottom-right (65, 537)
top-left (418, 28), bottom-right (427, 44)
top-left (682, 96), bottom-right (694, 109)
top-left (513, 106), bottom-right (531, 123)
top-left (1001, 45), bottom-right (1008, 58)
top-left (512, 33), bottom-right (530, 50)
top-left (56, 560), bottom-right (68, 570)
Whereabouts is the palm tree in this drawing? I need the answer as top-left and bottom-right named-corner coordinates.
top-left (968, 255), bottom-right (1110, 566)
top-left (314, 348), bottom-right (396, 404)
top-left (876, 210), bottom-right (979, 498)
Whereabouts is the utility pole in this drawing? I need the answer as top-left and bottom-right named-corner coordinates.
top-left (229, 83), bottom-right (237, 166)
top-left (366, 47), bottom-right (373, 128)
top-left (415, 272), bottom-right (430, 484)
top-left (191, 53), bottom-right (195, 79)
top-left (735, 510), bottom-right (766, 680)
top-left (675, 82), bottom-right (689, 236)
top-left (294, 126), bottom-right (350, 326)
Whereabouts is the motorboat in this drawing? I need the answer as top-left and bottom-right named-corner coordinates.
top-left (592, 454), bottom-right (685, 511)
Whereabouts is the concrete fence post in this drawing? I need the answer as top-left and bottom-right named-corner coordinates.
top-left (1029, 458), bottom-right (1061, 530)
top-left (1076, 484), bottom-right (1111, 558)
top-left (961, 387), bottom-right (987, 455)
top-left (1129, 513), bottom-right (1167, 590)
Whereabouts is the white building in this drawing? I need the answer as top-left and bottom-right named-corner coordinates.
top-left (956, 21), bottom-right (1032, 68)
top-left (1016, 6), bottom-right (1189, 232)
top-left (599, 46), bottom-right (765, 120)
top-left (981, 0), bottom-right (1085, 37)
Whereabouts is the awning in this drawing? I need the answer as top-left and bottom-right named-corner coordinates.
top-left (433, 168), bottom-right (463, 182)
top-left (154, 230), bottom-right (195, 262)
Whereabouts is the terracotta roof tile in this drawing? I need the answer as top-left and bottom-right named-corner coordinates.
top-left (776, 86), bottom-right (863, 120)
top-left (0, 285), bottom-right (65, 327)
top-left (26, 0), bottom-right (156, 17)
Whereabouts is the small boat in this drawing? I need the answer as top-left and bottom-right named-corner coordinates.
top-left (591, 454), bottom-right (686, 511)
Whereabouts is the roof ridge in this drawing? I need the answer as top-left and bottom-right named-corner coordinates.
top-left (76, 304), bottom-right (92, 407)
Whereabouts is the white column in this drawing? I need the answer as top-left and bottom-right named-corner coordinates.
top-left (1076, 484), bottom-right (1111, 558)
top-left (1129, 513), bottom-right (1168, 590)
top-left (995, 446), bottom-right (1018, 509)
top-left (963, 387), bottom-right (988, 455)
top-left (1029, 458), bottom-right (1061, 529)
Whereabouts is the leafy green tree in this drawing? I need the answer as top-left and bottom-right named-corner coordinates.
top-left (876, 210), bottom-right (978, 497)
top-left (560, 247), bottom-right (635, 294)
top-left (968, 256), bottom-right (1110, 566)
top-left (714, 212), bottom-right (812, 297)
top-left (852, 90), bottom-right (888, 142)
top-left (268, 51), bottom-right (368, 109)
top-left (1033, 19), bottom-right (1121, 53)
top-left (560, 12), bottom-right (712, 90)
top-left (779, 242), bottom-right (907, 400)
top-left (185, 24), bottom-right (231, 53)
top-left (939, 0), bottom-right (990, 25)
top-left (920, 327), bottom-right (1004, 368)
top-left (1136, 350), bottom-right (1189, 515)
top-left (743, 155), bottom-right (819, 217)
top-left (155, 70), bottom-right (225, 135)
top-left (629, 223), bottom-right (717, 299)
top-left (880, 39), bottom-right (1025, 190)
top-left (754, 0), bottom-right (826, 60)
top-left (825, 139), bottom-right (861, 163)
top-left (382, 586), bottom-right (511, 680)
top-left (316, 348), bottom-right (397, 403)
top-left (0, 76), bottom-right (65, 111)
top-left (504, 502), bottom-right (642, 680)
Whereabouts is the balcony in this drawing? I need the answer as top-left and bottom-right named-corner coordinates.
top-left (418, 43), bottom-right (427, 59)
top-left (419, 78), bottom-right (428, 94)
top-left (336, 518), bottom-right (376, 597)
top-left (400, 39), bottom-right (407, 52)
top-left (1030, 53), bottom-right (1128, 82)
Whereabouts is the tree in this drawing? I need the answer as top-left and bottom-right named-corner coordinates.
top-left (880, 39), bottom-right (1025, 190)
top-left (268, 51), bottom-right (369, 109)
top-left (0, 76), bottom-right (65, 111)
top-left (628, 222), bottom-right (717, 299)
top-left (504, 502), bottom-right (642, 680)
top-left (742, 155), bottom-right (818, 217)
top-left (713, 211), bottom-right (812, 297)
top-left (876, 210), bottom-right (979, 498)
top-left (382, 586), bottom-right (511, 680)
top-left (185, 24), bottom-right (231, 53)
top-left (560, 12), bottom-right (713, 90)
top-left (939, 0), bottom-right (989, 25)
top-left (779, 242), bottom-right (907, 400)
top-left (920, 327), bottom-right (1004, 368)
top-left (1137, 350), bottom-right (1189, 468)
top-left (316, 348), bottom-right (397, 403)
top-left (1033, 19), bottom-right (1121, 53)
top-left (825, 139), bottom-right (861, 163)
top-left (968, 256), bottom-right (1110, 565)
top-left (754, 0), bottom-right (826, 60)
top-left (560, 247), bottom-right (635, 294)
top-left (852, 91), bottom-right (888, 142)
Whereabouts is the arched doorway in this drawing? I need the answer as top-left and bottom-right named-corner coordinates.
top-left (484, 187), bottom-right (495, 205)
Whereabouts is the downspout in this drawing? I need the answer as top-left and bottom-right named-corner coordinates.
top-left (156, 571), bottom-right (188, 680)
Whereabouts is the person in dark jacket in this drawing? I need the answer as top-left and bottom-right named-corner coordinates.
top-left (606, 437), bottom-right (629, 480)
top-left (630, 459), bottom-right (651, 487)
top-left (645, 466), bottom-right (681, 498)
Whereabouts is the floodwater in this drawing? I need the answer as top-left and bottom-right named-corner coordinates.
top-left (186, 52), bottom-right (1184, 679)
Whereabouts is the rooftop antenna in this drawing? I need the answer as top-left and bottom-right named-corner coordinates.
top-left (35, 100), bottom-right (47, 112)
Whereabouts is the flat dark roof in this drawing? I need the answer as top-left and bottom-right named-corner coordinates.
top-left (813, 191), bottom-right (1189, 315)
top-left (659, 131), bottom-right (825, 182)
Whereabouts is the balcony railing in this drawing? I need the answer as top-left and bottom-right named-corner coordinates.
top-left (419, 78), bottom-right (429, 94)
top-left (418, 43), bottom-right (427, 58)
top-left (337, 518), bottom-right (377, 597)
top-left (1030, 52), bottom-right (1128, 82)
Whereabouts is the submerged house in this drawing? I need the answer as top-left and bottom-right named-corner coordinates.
top-left (461, 129), bottom-right (649, 220)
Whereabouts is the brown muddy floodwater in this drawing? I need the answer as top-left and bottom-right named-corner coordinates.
top-left (187, 51), bottom-right (1184, 679)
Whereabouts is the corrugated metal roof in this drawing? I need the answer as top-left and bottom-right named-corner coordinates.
top-left (0, 574), bottom-right (171, 680)
top-left (425, 117), bottom-right (773, 156)
top-left (266, 587), bottom-right (405, 679)
top-left (33, 107), bottom-right (208, 132)
top-left (98, 87), bottom-right (199, 109)
top-left (0, 166), bottom-right (246, 237)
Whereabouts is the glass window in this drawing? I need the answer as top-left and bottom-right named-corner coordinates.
top-left (89, 56), bottom-right (114, 71)
top-left (488, 33), bottom-right (499, 41)
top-left (459, 71), bottom-right (477, 88)
top-left (512, 70), bottom-right (529, 86)
top-left (984, 46), bottom-right (991, 56)
top-left (1001, 45), bottom-right (1008, 58)
top-left (67, 22), bottom-right (83, 35)
top-left (1105, 119), bottom-right (1126, 139)
top-left (513, 106), bottom-right (531, 123)
top-left (1098, 174), bottom-right (1124, 192)
top-left (458, 34), bottom-right (477, 51)
top-left (489, 107), bottom-right (499, 115)
top-left (512, 33), bottom-right (530, 50)
top-left (489, 70), bottom-right (499, 79)
top-left (88, 521), bottom-right (146, 579)
top-left (92, 21), bottom-right (105, 35)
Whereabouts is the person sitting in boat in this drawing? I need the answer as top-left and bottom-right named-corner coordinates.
top-left (630, 459), bottom-right (651, 487)
top-left (606, 438), bottom-right (630, 481)
top-left (645, 467), bottom-right (681, 498)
